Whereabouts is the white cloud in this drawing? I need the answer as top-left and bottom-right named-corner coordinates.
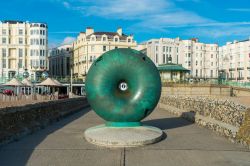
top-left (184, 26), bottom-right (250, 38)
top-left (63, 1), bottom-right (70, 9)
top-left (59, 0), bottom-right (211, 30)
top-left (66, 0), bottom-right (172, 20)
top-left (53, 0), bottom-right (250, 40)
top-left (227, 8), bottom-right (250, 12)
top-left (61, 36), bottom-right (75, 45)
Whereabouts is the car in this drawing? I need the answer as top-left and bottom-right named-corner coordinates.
top-left (3, 89), bottom-right (14, 96)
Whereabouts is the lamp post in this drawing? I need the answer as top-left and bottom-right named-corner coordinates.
top-left (42, 70), bottom-right (49, 95)
top-left (23, 69), bottom-right (29, 95)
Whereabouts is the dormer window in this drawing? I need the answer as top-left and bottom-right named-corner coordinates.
top-left (103, 37), bottom-right (107, 41)
top-left (114, 37), bottom-right (119, 42)
top-left (128, 38), bottom-right (131, 42)
top-left (91, 36), bottom-right (96, 41)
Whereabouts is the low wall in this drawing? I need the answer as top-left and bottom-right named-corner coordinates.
top-left (158, 95), bottom-right (250, 148)
top-left (161, 84), bottom-right (250, 97)
top-left (233, 87), bottom-right (250, 97)
top-left (0, 97), bottom-right (89, 146)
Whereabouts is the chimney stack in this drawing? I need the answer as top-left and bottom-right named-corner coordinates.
top-left (117, 27), bottom-right (122, 36)
top-left (86, 27), bottom-right (94, 36)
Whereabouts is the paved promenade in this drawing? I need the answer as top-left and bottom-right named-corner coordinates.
top-left (0, 107), bottom-right (249, 166)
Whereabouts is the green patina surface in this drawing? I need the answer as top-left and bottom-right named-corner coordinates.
top-left (157, 63), bottom-right (190, 72)
top-left (85, 48), bottom-right (161, 127)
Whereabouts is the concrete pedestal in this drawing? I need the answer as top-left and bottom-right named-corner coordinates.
top-left (84, 125), bottom-right (163, 147)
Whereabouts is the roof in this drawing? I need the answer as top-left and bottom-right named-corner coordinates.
top-left (2, 20), bottom-right (24, 24)
top-left (3, 78), bottom-right (24, 86)
top-left (22, 78), bottom-right (33, 86)
top-left (37, 78), bottom-right (62, 86)
top-left (86, 32), bottom-right (128, 40)
top-left (157, 63), bottom-right (190, 72)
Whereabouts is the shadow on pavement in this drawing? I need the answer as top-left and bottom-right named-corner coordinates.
top-left (143, 116), bottom-right (193, 130)
top-left (0, 107), bottom-right (91, 166)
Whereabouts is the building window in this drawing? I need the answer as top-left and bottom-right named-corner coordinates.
top-left (2, 48), bottom-right (6, 57)
top-left (102, 37), bottom-right (107, 41)
top-left (155, 54), bottom-right (158, 63)
top-left (19, 49), bottom-right (23, 57)
top-left (2, 59), bottom-right (6, 68)
top-left (2, 37), bottom-right (6, 44)
top-left (211, 70), bottom-right (213, 77)
top-left (211, 62), bottom-right (213, 66)
top-left (2, 29), bottom-right (6, 35)
top-left (91, 46), bottom-right (95, 52)
top-left (163, 54), bottom-right (165, 63)
top-left (128, 38), bottom-right (131, 42)
top-left (18, 59), bottom-right (23, 68)
top-left (19, 38), bottom-right (23, 44)
top-left (169, 47), bottom-right (172, 52)
top-left (19, 29), bottom-right (23, 35)
top-left (91, 36), bottom-right (95, 41)
top-left (103, 46), bottom-right (107, 52)
top-left (188, 61), bottom-right (191, 67)
top-left (114, 37), bottom-right (119, 42)
top-left (196, 69), bottom-right (198, 77)
top-left (163, 46), bottom-right (165, 52)
top-left (115, 46), bottom-right (118, 49)
top-left (156, 46), bottom-right (158, 52)
top-left (211, 54), bottom-right (213, 58)
top-left (196, 61), bottom-right (198, 66)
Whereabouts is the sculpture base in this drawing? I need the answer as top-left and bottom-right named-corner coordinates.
top-left (84, 125), bottom-right (163, 147)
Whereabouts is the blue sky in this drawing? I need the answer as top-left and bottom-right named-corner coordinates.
top-left (1, 0), bottom-right (250, 47)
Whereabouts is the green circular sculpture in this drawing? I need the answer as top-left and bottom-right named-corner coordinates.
top-left (85, 48), bottom-right (161, 127)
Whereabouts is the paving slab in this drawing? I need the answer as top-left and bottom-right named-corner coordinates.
top-left (0, 107), bottom-right (249, 166)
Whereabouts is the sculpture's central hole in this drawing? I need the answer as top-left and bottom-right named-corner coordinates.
top-left (119, 82), bottom-right (128, 91)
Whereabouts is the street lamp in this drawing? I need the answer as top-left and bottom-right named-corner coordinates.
top-left (41, 70), bottom-right (49, 79)
top-left (23, 69), bottom-right (29, 78)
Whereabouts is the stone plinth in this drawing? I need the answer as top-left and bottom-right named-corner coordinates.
top-left (84, 125), bottom-right (163, 147)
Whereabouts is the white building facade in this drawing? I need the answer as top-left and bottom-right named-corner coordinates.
top-left (143, 38), bottom-right (219, 79)
top-left (219, 39), bottom-right (250, 82)
top-left (72, 27), bottom-right (137, 79)
top-left (0, 20), bottom-right (48, 81)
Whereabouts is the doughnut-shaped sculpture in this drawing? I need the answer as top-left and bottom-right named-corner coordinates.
top-left (85, 48), bottom-right (161, 127)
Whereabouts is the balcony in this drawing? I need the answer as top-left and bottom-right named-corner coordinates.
top-left (237, 77), bottom-right (244, 80)
top-left (229, 68), bottom-right (235, 71)
top-left (237, 67), bottom-right (244, 70)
